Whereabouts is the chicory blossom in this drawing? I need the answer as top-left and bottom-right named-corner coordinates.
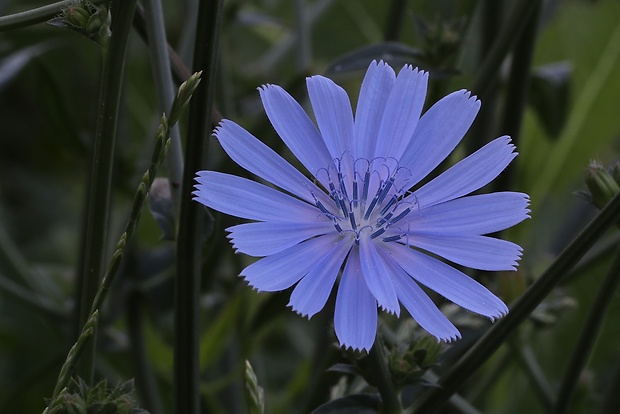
top-left (194, 61), bottom-right (530, 351)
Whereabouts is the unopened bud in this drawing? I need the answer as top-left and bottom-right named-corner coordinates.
top-left (585, 161), bottom-right (620, 210)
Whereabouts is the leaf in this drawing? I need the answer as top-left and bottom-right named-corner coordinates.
top-left (0, 43), bottom-right (55, 91)
top-left (324, 42), bottom-right (425, 75)
top-left (528, 61), bottom-right (572, 138)
top-left (326, 363), bottom-right (360, 376)
top-left (311, 393), bottom-right (381, 414)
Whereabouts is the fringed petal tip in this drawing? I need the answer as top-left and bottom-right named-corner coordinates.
top-left (397, 62), bottom-right (428, 78)
top-left (339, 342), bottom-right (372, 353)
top-left (488, 306), bottom-right (509, 322)
top-left (455, 88), bottom-right (480, 104)
top-left (379, 303), bottom-right (401, 317)
top-left (212, 119), bottom-right (232, 137)
top-left (434, 331), bottom-right (462, 343)
top-left (288, 303), bottom-right (318, 320)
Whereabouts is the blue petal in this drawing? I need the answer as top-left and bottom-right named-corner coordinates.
top-left (406, 233), bottom-right (523, 271)
top-left (259, 85), bottom-right (332, 177)
top-left (399, 90), bottom-right (481, 187)
top-left (412, 136), bottom-right (518, 207)
top-left (335, 247), bottom-right (377, 351)
top-left (409, 192), bottom-right (530, 235)
top-left (374, 65), bottom-right (428, 160)
top-left (386, 255), bottom-right (461, 341)
top-left (307, 75), bottom-right (355, 159)
top-left (354, 61), bottom-right (395, 160)
top-left (241, 233), bottom-right (342, 291)
top-left (359, 236), bottom-right (400, 315)
top-left (215, 119), bottom-right (332, 207)
top-left (288, 237), bottom-right (352, 318)
top-left (383, 242), bottom-right (509, 319)
top-left (227, 221), bottom-right (334, 256)
top-left (194, 171), bottom-right (324, 223)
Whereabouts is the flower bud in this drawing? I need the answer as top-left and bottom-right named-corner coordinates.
top-left (48, 1), bottom-right (111, 48)
top-left (585, 160), bottom-right (620, 210)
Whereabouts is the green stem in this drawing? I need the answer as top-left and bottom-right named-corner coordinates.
top-left (510, 341), bottom-right (554, 411)
top-left (471, 0), bottom-right (539, 99)
top-left (0, 0), bottom-right (107, 31)
top-left (553, 244), bottom-right (620, 414)
top-left (599, 357), bottom-right (620, 414)
top-left (141, 0), bottom-right (184, 214)
top-left (421, 371), bottom-right (483, 414)
top-left (368, 341), bottom-right (401, 414)
top-left (44, 73), bottom-right (199, 412)
top-left (127, 290), bottom-right (164, 414)
top-left (76, 0), bottom-right (137, 382)
top-left (383, 0), bottom-right (408, 42)
top-left (495, 0), bottom-right (541, 191)
top-left (293, 0), bottom-right (311, 72)
top-left (174, 0), bottom-right (223, 413)
top-left (411, 190), bottom-right (620, 412)
top-left (465, 0), bottom-right (503, 155)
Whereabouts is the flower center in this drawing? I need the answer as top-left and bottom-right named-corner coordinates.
top-left (312, 155), bottom-right (417, 245)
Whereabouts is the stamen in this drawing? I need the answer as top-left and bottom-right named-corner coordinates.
top-left (382, 234), bottom-right (402, 243)
top-left (352, 175), bottom-right (359, 208)
top-left (370, 228), bottom-right (386, 239)
top-left (348, 208), bottom-right (357, 231)
top-left (376, 176), bottom-right (395, 205)
top-left (380, 194), bottom-right (399, 216)
top-left (387, 207), bottom-right (412, 226)
top-left (362, 169), bottom-right (370, 201)
top-left (376, 211), bottom-right (394, 227)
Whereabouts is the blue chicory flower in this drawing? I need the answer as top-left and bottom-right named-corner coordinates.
top-left (194, 60), bottom-right (530, 351)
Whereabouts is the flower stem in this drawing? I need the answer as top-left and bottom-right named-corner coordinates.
top-left (76, 0), bottom-right (137, 383)
top-left (174, 0), bottom-right (223, 413)
top-left (383, 0), bottom-right (407, 42)
top-left (510, 341), bottom-right (554, 411)
top-left (495, 0), bottom-right (541, 191)
top-left (471, 0), bottom-right (539, 99)
top-left (0, 0), bottom-right (106, 31)
top-left (141, 0), bottom-right (184, 215)
top-left (553, 244), bottom-right (620, 414)
top-left (411, 190), bottom-right (620, 412)
top-left (368, 341), bottom-right (401, 414)
top-left (599, 357), bottom-right (620, 414)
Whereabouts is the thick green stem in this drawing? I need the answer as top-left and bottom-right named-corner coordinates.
top-left (368, 342), bottom-right (401, 414)
top-left (174, 0), bottom-right (223, 413)
top-left (383, 0), bottom-right (408, 42)
top-left (553, 245), bottom-right (620, 414)
top-left (76, 0), bottom-right (137, 382)
top-left (411, 190), bottom-right (620, 412)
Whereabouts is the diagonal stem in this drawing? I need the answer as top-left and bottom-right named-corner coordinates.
top-left (412, 190), bottom-right (620, 412)
top-left (553, 243), bottom-right (620, 414)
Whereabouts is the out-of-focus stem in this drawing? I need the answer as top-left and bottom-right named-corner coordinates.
top-left (76, 0), bottom-right (137, 383)
top-left (174, 0), bottom-right (223, 413)
top-left (553, 245), bottom-right (620, 414)
top-left (142, 0), bottom-right (184, 215)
